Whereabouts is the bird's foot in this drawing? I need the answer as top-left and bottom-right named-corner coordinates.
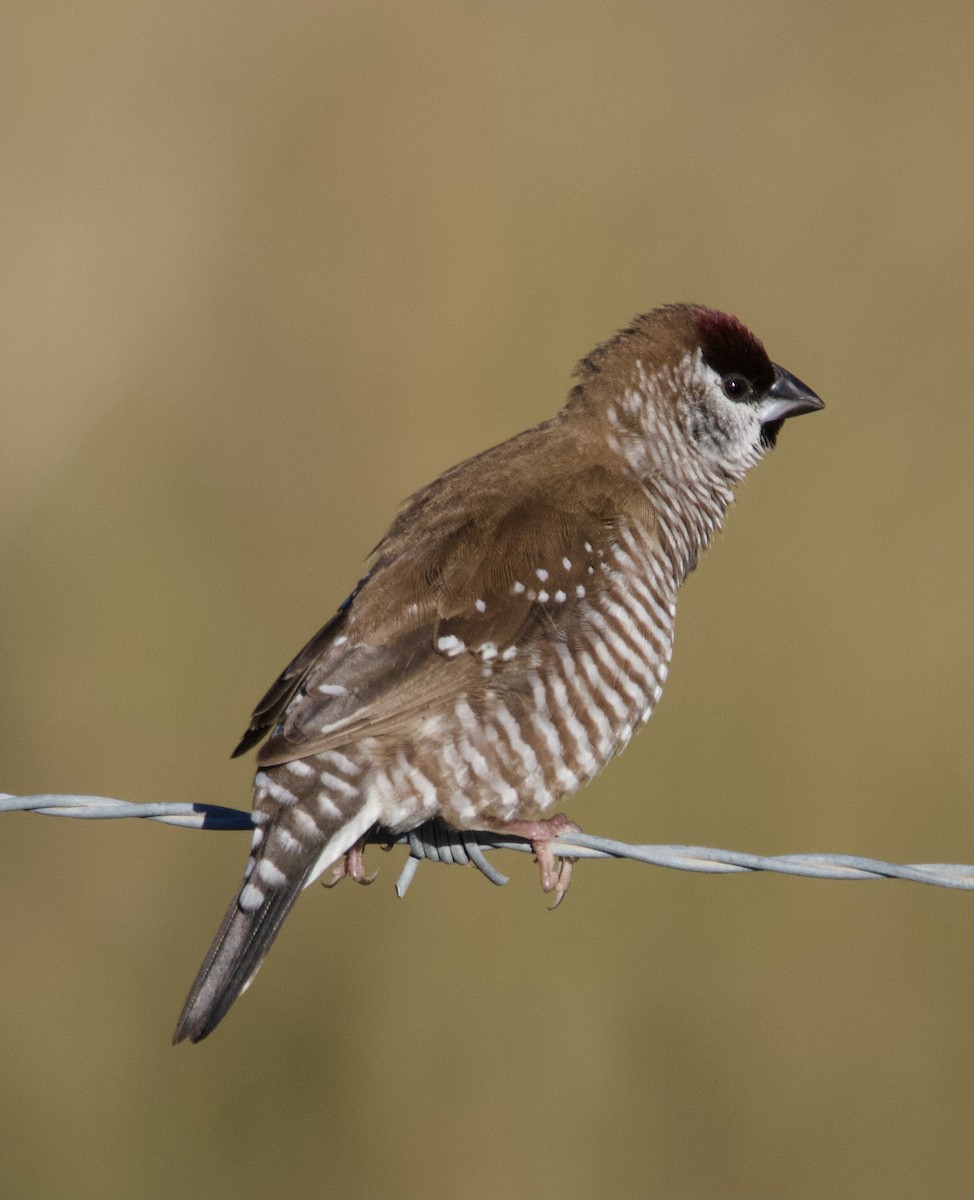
top-left (496, 813), bottom-right (580, 908)
top-left (322, 836), bottom-right (378, 887)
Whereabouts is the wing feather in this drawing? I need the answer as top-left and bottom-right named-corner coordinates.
top-left (235, 454), bottom-right (653, 766)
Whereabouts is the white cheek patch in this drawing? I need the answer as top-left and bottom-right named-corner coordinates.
top-left (688, 363), bottom-right (766, 479)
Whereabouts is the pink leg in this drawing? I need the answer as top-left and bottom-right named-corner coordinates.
top-left (322, 835), bottom-right (378, 888)
top-left (492, 813), bottom-right (580, 908)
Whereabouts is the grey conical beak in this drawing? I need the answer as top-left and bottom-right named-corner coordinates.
top-left (759, 364), bottom-right (824, 425)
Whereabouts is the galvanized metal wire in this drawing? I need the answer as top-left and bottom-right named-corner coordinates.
top-left (4, 790), bottom-right (974, 899)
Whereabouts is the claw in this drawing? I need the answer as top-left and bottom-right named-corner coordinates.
top-left (322, 836), bottom-right (378, 887)
top-left (546, 856), bottom-right (573, 910)
top-left (490, 813), bottom-right (580, 906)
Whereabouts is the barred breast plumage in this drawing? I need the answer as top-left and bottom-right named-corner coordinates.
top-left (174, 303), bottom-right (822, 1042)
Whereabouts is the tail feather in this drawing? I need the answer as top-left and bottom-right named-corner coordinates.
top-left (173, 873), bottom-right (309, 1043)
top-left (174, 797), bottom-right (379, 1044)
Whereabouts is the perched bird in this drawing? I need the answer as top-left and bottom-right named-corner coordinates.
top-left (174, 303), bottom-right (822, 1043)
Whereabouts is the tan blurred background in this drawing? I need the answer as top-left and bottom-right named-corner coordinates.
top-left (2, 2), bottom-right (973, 1197)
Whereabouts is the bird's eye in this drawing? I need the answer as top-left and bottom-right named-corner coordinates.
top-left (721, 375), bottom-right (751, 402)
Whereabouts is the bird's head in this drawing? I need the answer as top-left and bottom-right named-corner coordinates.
top-left (570, 303), bottom-right (823, 484)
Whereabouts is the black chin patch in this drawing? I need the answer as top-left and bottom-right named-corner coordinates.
top-left (760, 419), bottom-right (783, 450)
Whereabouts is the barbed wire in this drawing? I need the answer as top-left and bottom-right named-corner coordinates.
top-left (5, 789), bottom-right (974, 899)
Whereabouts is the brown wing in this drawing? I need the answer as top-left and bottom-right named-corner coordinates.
top-left (235, 427), bottom-right (652, 767)
top-left (231, 590), bottom-right (360, 758)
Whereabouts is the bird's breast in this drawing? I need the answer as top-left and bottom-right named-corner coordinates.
top-left (366, 519), bottom-right (679, 830)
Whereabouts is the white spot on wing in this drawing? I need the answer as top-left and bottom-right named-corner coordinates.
top-left (436, 634), bottom-right (466, 657)
top-left (318, 717), bottom-right (355, 736)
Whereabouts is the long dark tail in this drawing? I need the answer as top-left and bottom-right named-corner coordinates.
top-left (174, 794), bottom-right (378, 1044)
top-left (173, 872), bottom-right (309, 1043)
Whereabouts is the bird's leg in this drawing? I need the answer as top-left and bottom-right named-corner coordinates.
top-left (322, 835), bottom-right (378, 887)
top-left (491, 813), bottom-right (581, 908)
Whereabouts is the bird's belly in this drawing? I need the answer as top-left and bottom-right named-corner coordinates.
top-left (365, 614), bottom-right (672, 831)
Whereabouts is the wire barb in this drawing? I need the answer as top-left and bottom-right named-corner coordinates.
top-left (4, 792), bottom-right (974, 894)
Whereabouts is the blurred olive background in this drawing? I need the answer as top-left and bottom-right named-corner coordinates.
top-left (2, 2), bottom-right (973, 1198)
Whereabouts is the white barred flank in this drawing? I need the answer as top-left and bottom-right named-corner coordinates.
top-left (316, 749), bottom-right (361, 776)
top-left (360, 507), bottom-right (697, 828)
top-left (290, 807), bottom-right (321, 839)
top-left (238, 749), bottom-right (378, 914)
top-left (318, 770), bottom-right (359, 798)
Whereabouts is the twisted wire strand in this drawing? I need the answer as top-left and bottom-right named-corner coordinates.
top-left (4, 791), bottom-right (974, 898)
top-left (0, 792), bottom-right (254, 829)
